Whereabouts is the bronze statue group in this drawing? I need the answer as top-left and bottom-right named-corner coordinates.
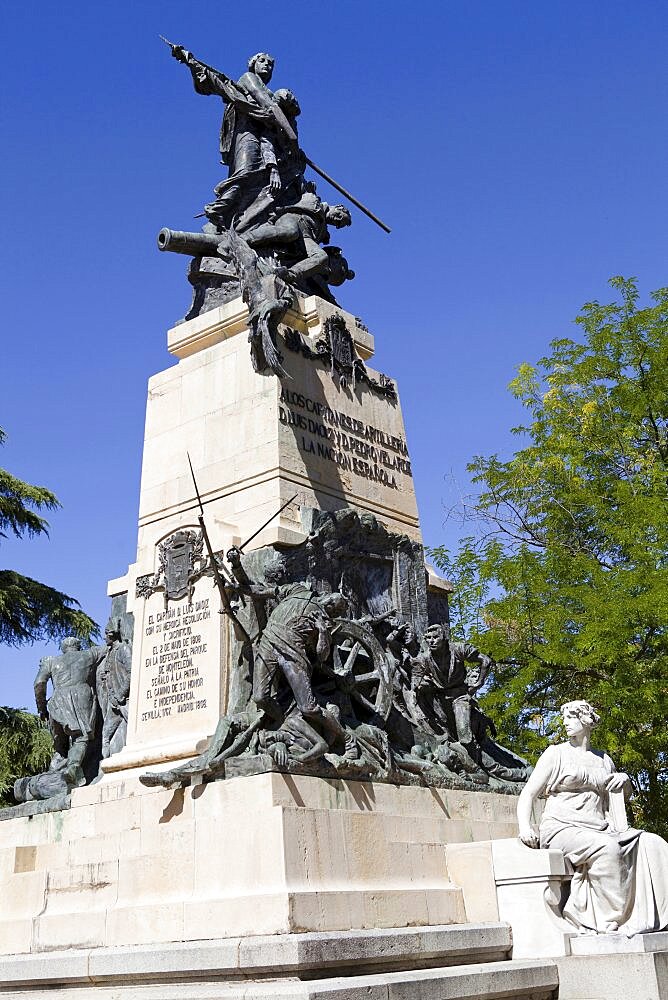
top-left (159, 46), bottom-right (365, 377)
top-left (138, 517), bottom-right (530, 792)
top-left (14, 619), bottom-right (131, 804)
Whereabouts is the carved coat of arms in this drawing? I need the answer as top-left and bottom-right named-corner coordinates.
top-left (283, 314), bottom-right (396, 399)
top-left (136, 529), bottom-right (205, 607)
top-left (325, 314), bottom-right (355, 385)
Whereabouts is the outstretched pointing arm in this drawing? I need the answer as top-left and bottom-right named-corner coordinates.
top-left (163, 38), bottom-right (240, 101)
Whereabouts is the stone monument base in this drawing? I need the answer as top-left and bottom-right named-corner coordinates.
top-left (0, 773), bottom-right (518, 955)
top-left (3, 775), bottom-right (666, 998)
top-left (0, 774), bottom-right (563, 999)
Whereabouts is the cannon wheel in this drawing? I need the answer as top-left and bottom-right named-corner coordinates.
top-left (329, 619), bottom-right (394, 723)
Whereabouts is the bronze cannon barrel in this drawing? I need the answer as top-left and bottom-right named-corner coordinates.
top-left (157, 228), bottom-right (222, 257)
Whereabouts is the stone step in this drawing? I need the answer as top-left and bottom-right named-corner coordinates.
top-left (0, 924), bottom-right (513, 983)
top-left (0, 958), bottom-right (558, 1000)
top-left (278, 961), bottom-right (558, 1000)
top-left (0, 931), bottom-right (558, 1000)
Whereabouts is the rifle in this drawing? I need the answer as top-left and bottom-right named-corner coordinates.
top-left (186, 453), bottom-right (251, 645)
top-left (160, 37), bottom-right (391, 234)
top-left (302, 157), bottom-right (390, 234)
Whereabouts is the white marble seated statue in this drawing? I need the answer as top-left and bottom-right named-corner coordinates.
top-left (517, 699), bottom-right (668, 935)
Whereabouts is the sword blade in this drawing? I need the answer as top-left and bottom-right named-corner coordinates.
top-left (187, 452), bottom-right (205, 514)
top-left (186, 454), bottom-right (249, 639)
top-left (238, 494), bottom-right (298, 552)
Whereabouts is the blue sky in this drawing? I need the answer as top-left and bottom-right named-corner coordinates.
top-left (2, 0), bottom-right (666, 708)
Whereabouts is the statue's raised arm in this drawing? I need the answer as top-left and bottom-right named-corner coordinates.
top-left (162, 37), bottom-right (270, 122)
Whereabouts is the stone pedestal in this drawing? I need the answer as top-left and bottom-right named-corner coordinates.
top-left (159, 295), bottom-right (418, 541)
top-left (0, 774), bottom-right (521, 956)
top-left (137, 293), bottom-right (418, 554)
top-left (104, 294), bottom-right (423, 776)
top-left (0, 297), bottom-right (565, 1000)
top-left (0, 775), bottom-right (558, 1000)
top-left (445, 839), bottom-right (574, 959)
top-left (557, 932), bottom-right (668, 1000)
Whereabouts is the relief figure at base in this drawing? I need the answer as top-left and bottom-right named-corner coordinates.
top-left (139, 508), bottom-right (531, 793)
top-left (408, 623), bottom-right (492, 748)
top-left (14, 637), bottom-right (106, 802)
top-left (96, 617), bottom-right (132, 758)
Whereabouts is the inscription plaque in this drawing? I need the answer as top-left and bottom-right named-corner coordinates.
top-left (128, 529), bottom-right (224, 752)
top-left (279, 387), bottom-right (413, 491)
top-left (140, 596), bottom-right (212, 723)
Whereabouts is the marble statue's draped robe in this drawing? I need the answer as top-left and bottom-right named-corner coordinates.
top-left (539, 743), bottom-right (668, 934)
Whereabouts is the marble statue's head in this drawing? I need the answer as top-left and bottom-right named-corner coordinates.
top-left (274, 88), bottom-right (301, 119)
top-left (61, 636), bottom-right (82, 653)
top-left (561, 700), bottom-right (600, 730)
top-left (247, 52), bottom-right (274, 82)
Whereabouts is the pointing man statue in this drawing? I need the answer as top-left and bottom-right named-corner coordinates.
top-left (170, 45), bottom-right (299, 224)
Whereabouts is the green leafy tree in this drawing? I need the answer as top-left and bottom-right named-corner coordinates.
top-left (0, 707), bottom-right (53, 807)
top-left (0, 428), bottom-right (97, 645)
top-left (431, 277), bottom-right (668, 833)
top-left (0, 428), bottom-right (98, 800)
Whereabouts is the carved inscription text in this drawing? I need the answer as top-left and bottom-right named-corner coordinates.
top-left (279, 388), bottom-right (412, 491)
top-left (140, 598), bottom-right (211, 722)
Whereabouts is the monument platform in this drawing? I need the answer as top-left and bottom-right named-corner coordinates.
top-left (4, 291), bottom-right (662, 1000)
top-left (0, 292), bottom-right (562, 999)
top-left (0, 772), bottom-right (564, 999)
top-left (0, 773), bottom-right (519, 954)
